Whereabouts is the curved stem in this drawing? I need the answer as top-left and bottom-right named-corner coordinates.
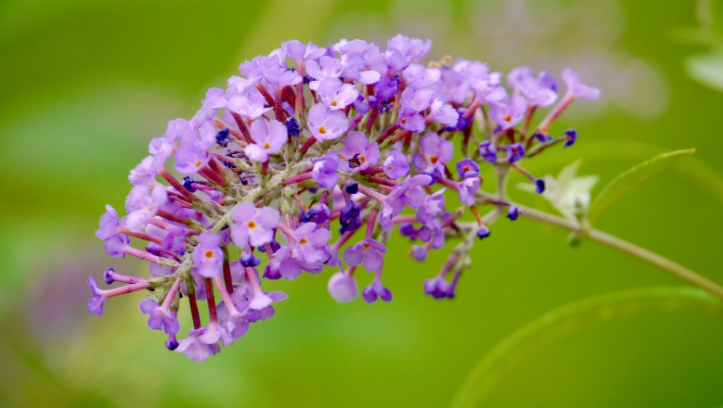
top-left (514, 204), bottom-right (723, 300)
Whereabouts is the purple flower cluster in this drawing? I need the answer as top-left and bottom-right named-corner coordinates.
top-left (87, 34), bottom-right (598, 361)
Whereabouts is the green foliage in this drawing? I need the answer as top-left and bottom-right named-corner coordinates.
top-left (450, 287), bottom-right (723, 408)
top-left (588, 149), bottom-right (695, 225)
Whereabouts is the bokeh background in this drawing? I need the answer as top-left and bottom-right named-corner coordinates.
top-left (2, 0), bottom-right (723, 407)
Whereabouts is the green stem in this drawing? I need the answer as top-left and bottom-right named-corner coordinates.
top-left (515, 204), bottom-right (723, 300)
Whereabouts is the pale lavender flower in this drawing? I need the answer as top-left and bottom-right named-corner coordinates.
top-left (95, 205), bottom-right (129, 258)
top-left (175, 142), bottom-right (210, 175)
top-left (403, 64), bottom-right (441, 89)
top-left (317, 78), bottom-right (359, 111)
top-left (308, 103), bottom-right (349, 141)
top-left (478, 141), bottom-right (498, 163)
top-left (489, 94), bottom-right (527, 130)
top-left (175, 328), bottom-right (221, 362)
top-left (139, 298), bottom-right (180, 335)
top-left (430, 99), bottom-right (460, 127)
top-left (379, 175), bottom-right (432, 227)
top-left (86, 276), bottom-right (106, 316)
top-left (457, 177), bottom-right (481, 205)
top-left (508, 67), bottom-right (558, 107)
top-left (387, 34), bottom-right (432, 64)
top-left (343, 239), bottom-right (386, 271)
top-left (416, 189), bottom-right (446, 226)
top-left (193, 232), bottom-right (224, 278)
top-left (231, 203), bottom-right (280, 248)
top-left (290, 223), bottom-right (332, 266)
top-left (311, 152), bottom-right (339, 189)
top-left (383, 150), bottom-right (410, 179)
top-left (282, 40), bottom-right (326, 66)
top-left (562, 68), bottom-right (601, 100)
top-left (227, 91), bottom-right (273, 120)
top-left (307, 56), bottom-right (343, 90)
top-left (244, 119), bottom-right (288, 162)
top-left (362, 279), bottom-right (392, 303)
top-left (125, 184), bottom-right (168, 231)
top-left (412, 133), bottom-right (454, 173)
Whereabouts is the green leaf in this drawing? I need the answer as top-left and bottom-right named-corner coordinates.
top-left (449, 287), bottom-right (723, 408)
top-left (686, 52), bottom-right (723, 92)
top-left (588, 149), bottom-right (695, 224)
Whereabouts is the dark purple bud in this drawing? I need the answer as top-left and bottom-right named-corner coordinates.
top-left (103, 268), bottom-right (117, 285)
top-left (353, 94), bottom-right (369, 116)
top-left (533, 130), bottom-right (552, 143)
top-left (301, 209), bottom-right (318, 223)
top-left (564, 129), bottom-right (577, 147)
top-left (477, 226), bottom-right (491, 240)
top-left (373, 76), bottom-right (399, 100)
top-left (240, 254), bottom-right (261, 267)
top-left (263, 264), bottom-right (281, 280)
top-left (285, 117), bottom-right (300, 137)
top-left (303, 74), bottom-right (313, 84)
top-left (507, 143), bottom-right (525, 163)
top-left (367, 95), bottom-right (380, 110)
top-left (339, 201), bottom-right (362, 233)
top-left (345, 182), bottom-right (359, 194)
top-left (215, 128), bottom-right (230, 147)
top-left (478, 141), bottom-right (498, 163)
top-left (182, 176), bottom-right (197, 193)
top-left (362, 285), bottom-right (377, 303)
top-left (399, 223), bottom-right (419, 240)
top-left (506, 206), bottom-right (522, 221)
top-left (258, 240), bottom-right (281, 253)
top-left (165, 338), bottom-right (179, 351)
top-left (535, 178), bottom-right (546, 194)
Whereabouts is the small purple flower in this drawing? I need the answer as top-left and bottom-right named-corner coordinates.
top-left (282, 40), bottom-right (326, 66)
top-left (379, 175), bottom-right (432, 228)
top-left (343, 238), bottom-right (386, 272)
top-left (302, 203), bottom-right (331, 225)
top-left (125, 184), bottom-right (168, 231)
top-left (327, 272), bottom-right (358, 302)
top-left (403, 64), bottom-right (441, 89)
top-left (338, 131), bottom-right (379, 172)
top-left (244, 119), bottom-right (288, 162)
top-left (489, 94), bottom-right (527, 130)
top-left (317, 78), bottom-right (359, 111)
top-left (416, 189), bottom-right (446, 226)
top-left (339, 201), bottom-right (362, 233)
top-left (507, 143), bottom-right (525, 163)
top-left (362, 280), bottom-right (392, 303)
top-left (387, 35), bottom-right (432, 64)
top-left (344, 182), bottom-right (359, 194)
top-left (291, 222), bottom-right (332, 266)
top-left (227, 91), bottom-right (273, 120)
top-left (306, 56), bottom-right (343, 90)
top-left (383, 150), bottom-right (410, 179)
top-left (311, 152), bottom-right (339, 189)
top-left (400, 87), bottom-right (434, 113)
top-left (139, 298), bottom-right (180, 335)
top-left (424, 277), bottom-right (451, 299)
top-left (456, 158), bottom-right (480, 179)
top-left (95, 205), bottom-right (129, 258)
top-left (507, 206), bottom-right (522, 221)
top-left (534, 131), bottom-right (553, 143)
top-left (412, 133), bottom-right (454, 173)
top-left (175, 142), bottom-right (210, 175)
top-left (86, 276), bottom-right (105, 316)
top-left (162, 227), bottom-right (186, 255)
top-left (308, 103), bottom-right (349, 141)
top-left (193, 232), bottom-right (224, 278)
top-left (478, 141), bottom-right (498, 163)
top-left (458, 177), bottom-right (481, 205)
top-left (409, 245), bottom-right (428, 262)
top-left (561, 68), bottom-right (600, 100)
top-left (398, 107), bottom-right (426, 133)
top-left (417, 220), bottom-right (445, 249)
top-left (477, 226), bottom-right (491, 240)
top-left (175, 328), bottom-right (222, 362)
top-left (507, 66), bottom-right (558, 107)
top-left (373, 75), bottom-right (399, 100)
top-left (399, 223), bottom-right (419, 240)
top-left (564, 129), bottom-right (577, 147)
top-left (231, 203), bottom-right (280, 248)
top-left (430, 99), bottom-right (459, 127)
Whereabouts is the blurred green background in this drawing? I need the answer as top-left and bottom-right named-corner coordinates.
top-left (1, 0), bottom-right (723, 407)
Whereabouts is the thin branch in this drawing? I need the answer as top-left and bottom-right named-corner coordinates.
top-left (514, 204), bottom-right (723, 300)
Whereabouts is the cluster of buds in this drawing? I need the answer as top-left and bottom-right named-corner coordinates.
top-left (87, 35), bottom-right (599, 362)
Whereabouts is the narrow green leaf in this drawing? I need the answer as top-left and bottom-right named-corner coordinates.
top-left (588, 149), bottom-right (695, 224)
top-left (450, 287), bottom-right (723, 408)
